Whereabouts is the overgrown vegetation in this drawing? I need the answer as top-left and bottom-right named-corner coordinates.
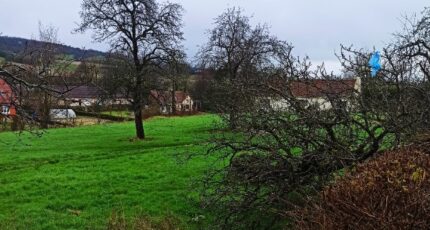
top-left (196, 7), bottom-right (430, 230)
top-left (292, 147), bottom-right (430, 229)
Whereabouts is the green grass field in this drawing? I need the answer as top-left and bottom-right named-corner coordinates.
top-left (101, 110), bottom-right (133, 118)
top-left (0, 115), bottom-right (219, 229)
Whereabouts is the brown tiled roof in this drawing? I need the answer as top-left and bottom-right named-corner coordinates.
top-left (150, 90), bottom-right (189, 104)
top-left (150, 90), bottom-right (165, 103)
top-left (290, 79), bottom-right (357, 98)
top-left (54, 85), bottom-right (101, 99)
top-left (174, 91), bottom-right (187, 103)
top-left (53, 85), bottom-right (128, 99)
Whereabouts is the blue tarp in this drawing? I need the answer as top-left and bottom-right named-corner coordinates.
top-left (369, 52), bottom-right (381, 77)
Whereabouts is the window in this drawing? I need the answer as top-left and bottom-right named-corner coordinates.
top-left (1, 105), bottom-right (10, 115)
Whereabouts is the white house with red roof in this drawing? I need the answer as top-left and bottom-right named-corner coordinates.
top-left (270, 77), bottom-right (362, 110)
top-left (150, 90), bottom-right (198, 114)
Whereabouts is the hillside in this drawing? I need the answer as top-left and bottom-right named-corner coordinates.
top-left (0, 36), bottom-right (106, 61)
top-left (0, 115), bottom-right (218, 229)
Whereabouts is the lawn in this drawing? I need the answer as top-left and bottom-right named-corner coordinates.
top-left (101, 110), bottom-right (133, 118)
top-left (0, 114), bottom-right (219, 229)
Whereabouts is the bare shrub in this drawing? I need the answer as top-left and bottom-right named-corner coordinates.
top-left (197, 7), bottom-right (292, 130)
top-left (292, 147), bottom-right (430, 230)
top-left (197, 6), bottom-right (430, 229)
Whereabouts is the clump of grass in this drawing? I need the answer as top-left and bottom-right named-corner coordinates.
top-left (108, 210), bottom-right (182, 230)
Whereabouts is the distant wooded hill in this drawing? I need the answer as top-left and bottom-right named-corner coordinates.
top-left (0, 36), bottom-right (106, 61)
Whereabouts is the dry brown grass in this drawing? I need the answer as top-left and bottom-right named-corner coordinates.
top-left (107, 211), bottom-right (182, 230)
top-left (74, 116), bottom-right (111, 126)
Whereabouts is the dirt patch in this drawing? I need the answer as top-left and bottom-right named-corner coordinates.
top-left (74, 116), bottom-right (112, 126)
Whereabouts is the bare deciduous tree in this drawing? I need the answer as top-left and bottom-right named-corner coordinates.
top-left (76, 0), bottom-right (184, 139)
top-left (198, 7), bottom-right (292, 130)
top-left (162, 51), bottom-right (189, 115)
top-left (23, 23), bottom-right (65, 128)
top-left (198, 7), bottom-right (430, 230)
top-left (0, 24), bottom-right (93, 132)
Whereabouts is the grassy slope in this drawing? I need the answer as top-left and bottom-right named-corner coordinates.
top-left (101, 111), bottom-right (133, 118)
top-left (0, 115), bottom-right (218, 229)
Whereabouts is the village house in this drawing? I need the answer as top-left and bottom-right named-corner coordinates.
top-left (150, 90), bottom-right (200, 114)
top-left (0, 78), bottom-right (200, 118)
top-left (270, 77), bottom-right (362, 110)
top-left (57, 85), bottom-right (102, 107)
top-left (0, 79), bottom-right (17, 117)
top-left (56, 85), bottom-right (129, 108)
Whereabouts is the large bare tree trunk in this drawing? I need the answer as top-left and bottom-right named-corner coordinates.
top-left (229, 109), bottom-right (238, 130)
top-left (229, 89), bottom-right (239, 130)
top-left (11, 116), bottom-right (20, 131)
top-left (134, 106), bottom-right (145, 139)
top-left (41, 92), bottom-right (50, 129)
top-left (77, 0), bottom-right (184, 140)
top-left (171, 89), bottom-right (176, 115)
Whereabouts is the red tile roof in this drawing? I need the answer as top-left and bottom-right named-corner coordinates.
top-left (174, 91), bottom-right (187, 103)
top-left (51, 85), bottom-right (99, 99)
top-left (290, 79), bottom-right (357, 98)
top-left (150, 90), bottom-right (189, 104)
top-left (53, 85), bottom-right (124, 99)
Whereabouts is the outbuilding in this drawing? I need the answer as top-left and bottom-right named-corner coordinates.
top-left (50, 109), bottom-right (77, 120)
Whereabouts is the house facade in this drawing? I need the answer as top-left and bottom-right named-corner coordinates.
top-left (56, 85), bottom-right (129, 108)
top-left (0, 79), bottom-right (17, 116)
top-left (150, 90), bottom-right (199, 114)
top-left (270, 77), bottom-right (362, 111)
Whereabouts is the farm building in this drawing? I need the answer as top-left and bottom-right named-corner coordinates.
top-left (270, 77), bottom-right (362, 110)
top-left (0, 79), bottom-right (17, 117)
top-left (55, 85), bottom-right (130, 108)
top-left (50, 109), bottom-right (77, 121)
top-left (150, 90), bottom-right (200, 114)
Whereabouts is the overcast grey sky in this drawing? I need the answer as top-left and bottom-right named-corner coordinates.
top-left (0, 0), bottom-right (428, 72)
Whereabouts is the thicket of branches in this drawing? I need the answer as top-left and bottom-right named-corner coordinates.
top-left (1, 0), bottom-right (188, 137)
top-left (197, 8), bottom-right (292, 130)
top-left (0, 23), bottom-right (91, 132)
top-left (197, 7), bottom-right (430, 229)
top-left (292, 147), bottom-right (430, 229)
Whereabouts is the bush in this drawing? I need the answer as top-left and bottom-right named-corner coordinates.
top-left (292, 148), bottom-right (430, 229)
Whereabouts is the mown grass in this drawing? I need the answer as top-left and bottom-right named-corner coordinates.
top-left (0, 114), bottom-right (220, 229)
